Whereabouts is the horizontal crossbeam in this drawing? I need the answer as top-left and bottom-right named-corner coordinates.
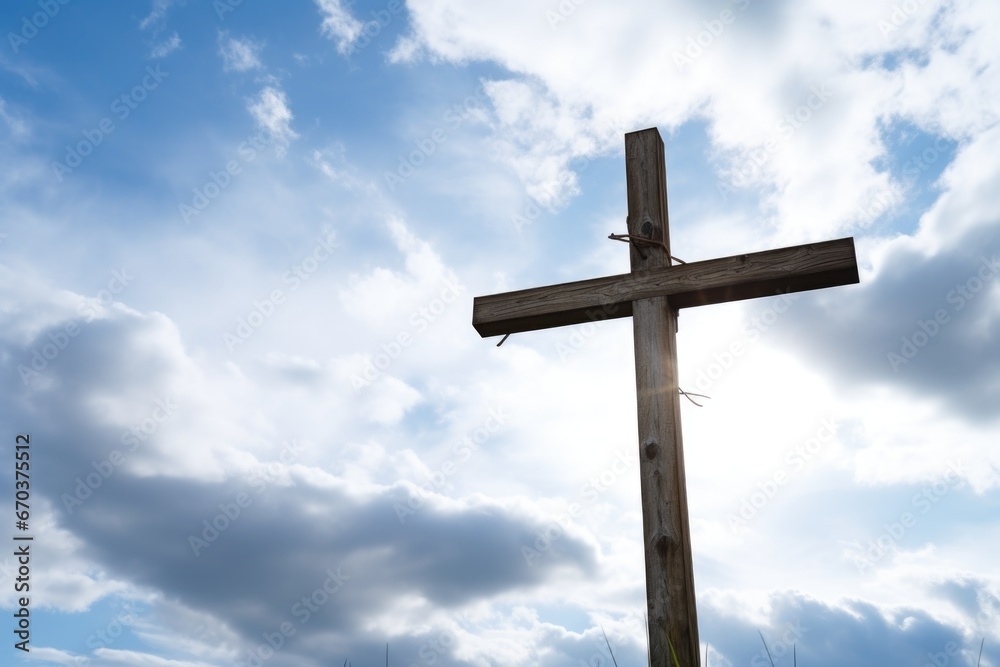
top-left (472, 237), bottom-right (858, 337)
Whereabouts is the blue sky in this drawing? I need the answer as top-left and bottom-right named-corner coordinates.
top-left (1, 0), bottom-right (998, 665)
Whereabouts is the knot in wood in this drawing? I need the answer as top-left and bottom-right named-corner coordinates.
top-left (640, 218), bottom-right (654, 238)
top-left (644, 441), bottom-right (659, 459)
top-left (654, 532), bottom-right (678, 557)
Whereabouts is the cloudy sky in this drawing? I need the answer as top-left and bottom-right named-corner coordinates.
top-left (1, 0), bottom-right (998, 665)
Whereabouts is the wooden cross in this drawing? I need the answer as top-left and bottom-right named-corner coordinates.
top-left (472, 128), bottom-right (859, 665)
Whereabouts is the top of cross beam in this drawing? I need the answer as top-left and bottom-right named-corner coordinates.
top-left (472, 237), bottom-right (859, 338)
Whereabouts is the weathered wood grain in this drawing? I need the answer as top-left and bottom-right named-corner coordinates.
top-left (626, 128), bottom-right (700, 666)
top-left (472, 237), bottom-right (858, 337)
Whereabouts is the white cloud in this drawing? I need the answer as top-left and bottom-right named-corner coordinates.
top-left (394, 0), bottom-right (1000, 242)
top-left (93, 648), bottom-right (217, 667)
top-left (15, 647), bottom-right (83, 667)
top-left (338, 217), bottom-right (461, 330)
top-left (218, 33), bottom-right (263, 72)
top-left (0, 97), bottom-right (29, 139)
top-left (0, 500), bottom-right (131, 613)
top-left (247, 86), bottom-right (298, 154)
top-left (766, 121), bottom-right (1000, 429)
top-left (482, 78), bottom-right (617, 208)
top-left (387, 35), bottom-right (422, 63)
top-left (150, 32), bottom-right (182, 58)
top-left (315, 0), bottom-right (365, 55)
top-left (311, 145), bottom-right (376, 193)
top-left (139, 0), bottom-right (176, 30)
top-left (361, 374), bottom-right (423, 423)
top-left (0, 252), bottom-right (600, 663)
top-left (8, 2), bottom-right (1000, 663)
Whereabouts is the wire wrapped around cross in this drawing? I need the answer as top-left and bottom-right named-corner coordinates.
top-left (495, 232), bottom-right (711, 406)
top-left (608, 232), bottom-right (687, 265)
top-left (610, 231), bottom-right (707, 406)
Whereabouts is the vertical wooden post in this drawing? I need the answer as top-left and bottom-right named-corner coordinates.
top-left (625, 128), bottom-right (700, 665)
